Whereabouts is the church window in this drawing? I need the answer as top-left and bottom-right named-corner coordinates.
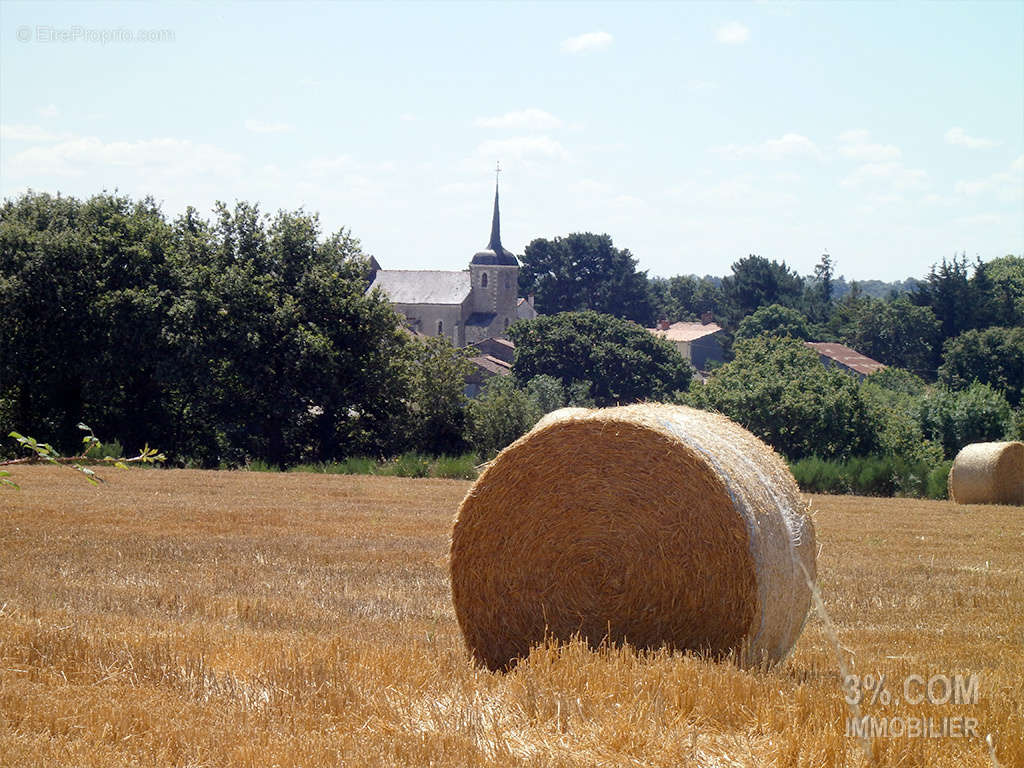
top-left (504, 317), bottom-right (510, 330)
top-left (481, 273), bottom-right (488, 288)
top-left (437, 320), bottom-right (443, 335)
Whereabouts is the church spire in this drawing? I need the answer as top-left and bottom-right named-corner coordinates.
top-left (488, 162), bottom-right (502, 252)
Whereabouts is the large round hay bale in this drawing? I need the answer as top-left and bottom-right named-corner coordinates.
top-left (948, 441), bottom-right (1024, 506)
top-left (450, 403), bottom-right (817, 671)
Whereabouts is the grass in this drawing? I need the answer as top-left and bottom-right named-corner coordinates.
top-left (283, 453), bottom-right (479, 480)
top-left (1, 467), bottom-right (1021, 767)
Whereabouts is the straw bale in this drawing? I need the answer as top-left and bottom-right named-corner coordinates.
top-left (450, 403), bottom-right (817, 671)
top-left (949, 441), bottom-right (1024, 506)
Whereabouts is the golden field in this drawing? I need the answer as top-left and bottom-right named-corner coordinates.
top-left (0, 466), bottom-right (1021, 767)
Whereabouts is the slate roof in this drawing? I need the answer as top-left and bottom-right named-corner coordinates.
top-left (465, 312), bottom-right (498, 327)
top-left (369, 270), bottom-right (471, 305)
top-left (805, 342), bottom-right (885, 376)
top-left (648, 321), bottom-right (724, 342)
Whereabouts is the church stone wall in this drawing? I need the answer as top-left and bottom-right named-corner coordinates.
top-left (392, 303), bottom-right (465, 347)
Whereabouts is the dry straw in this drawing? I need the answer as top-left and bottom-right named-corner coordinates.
top-left (949, 441), bottom-right (1024, 506)
top-left (450, 403), bottom-right (817, 671)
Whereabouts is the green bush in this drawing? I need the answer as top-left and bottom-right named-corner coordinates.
top-left (431, 454), bottom-right (479, 480)
top-left (789, 454), bottom-right (952, 499)
top-left (378, 452), bottom-right (431, 478)
top-left (926, 460), bottom-right (953, 500)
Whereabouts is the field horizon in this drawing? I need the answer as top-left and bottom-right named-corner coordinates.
top-left (1, 467), bottom-right (1021, 767)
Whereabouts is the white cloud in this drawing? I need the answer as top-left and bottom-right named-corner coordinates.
top-left (7, 136), bottom-right (243, 178)
top-left (244, 119), bottom-right (294, 134)
top-left (560, 31), bottom-right (613, 54)
top-left (841, 161), bottom-right (927, 190)
top-left (837, 130), bottom-right (902, 162)
top-left (399, 113), bottom-right (420, 122)
top-left (0, 123), bottom-right (71, 142)
top-left (954, 213), bottom-right (1000, 226)
top-left (713, 132), bottom-right (822, 159)
top-left (955, 156), bottom-right (1023, 204)
top-left (945, 127), bottom-right (998, 149)
top-left (39, 104), bottom-right (59, 119)
top-left (306, 154), bottom-right (355, 176)
top-left (716, 22), bottom-right (750, 44)
top-left (476, 136), bottom-right (568, 161)
top-left (475, 108), bottom-right (563, 131)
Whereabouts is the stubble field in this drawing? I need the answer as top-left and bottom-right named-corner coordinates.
top-left (0, 466), bottom-right (1021, 767)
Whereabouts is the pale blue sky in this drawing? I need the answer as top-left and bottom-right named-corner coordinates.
top-left (2, 0), bottom-right (1021, 280)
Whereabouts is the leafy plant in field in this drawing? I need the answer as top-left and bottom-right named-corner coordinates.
top-left (0, 424), bottom-right (164, 489)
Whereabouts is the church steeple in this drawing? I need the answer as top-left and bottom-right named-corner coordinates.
top-left (471, 163), bottom-right (518, 266)
top-left (488, 177), bottom-right (502, 252)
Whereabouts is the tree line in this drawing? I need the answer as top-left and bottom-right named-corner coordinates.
top-left (2, 191), bottom-right (1021, 488)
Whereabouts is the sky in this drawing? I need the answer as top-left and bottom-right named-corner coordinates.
top-left (1, 1), bottom-right (1021, 281)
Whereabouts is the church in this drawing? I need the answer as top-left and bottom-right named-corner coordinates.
top-left (367, 180), bottom-right (537, 348)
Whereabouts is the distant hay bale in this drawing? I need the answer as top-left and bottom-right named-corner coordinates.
top-left (450, 403), bottom-right (817, 671)
top-left (948, 441), bottom-right (1024, 506)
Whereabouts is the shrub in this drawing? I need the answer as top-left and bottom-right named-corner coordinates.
top-left (378, 452), bottom-right (431, 478)
top-left (431, 454), bottom-right (479, 480)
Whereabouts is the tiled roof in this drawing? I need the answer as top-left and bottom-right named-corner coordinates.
top-left (648, 321), bottom-right (724, 342)
top-left (805, 342), bottom-right (885, 376)
top-left (369, 270), bottom-right (471, 305)
top-left (470, 354), bottom-right (512, 377)
top-left (472, 337), bottom-right (515, 364)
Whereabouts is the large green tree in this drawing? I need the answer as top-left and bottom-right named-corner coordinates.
top-left (518, 233), bottom-right (652, 323)
top-left (735, 304), bottom-right (811, 341)
top-left (0, 192), bottom-right (176, 455)
top-left (1, 191), bottom-right (413, 467)
top-left (844, 295), bottom-right (941, 377)
top-left (720, 255), bottom-right (804, 323)
top-left (692, 335), bottom-right (876, 460)
top-left (938, 326), bottom-right (1024, 407)
top-left (508, 311), bottom-right (692, 406)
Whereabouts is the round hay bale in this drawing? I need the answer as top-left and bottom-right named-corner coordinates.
top-left (450, 403), bottom-right (817, 671)
top-left (533, 406), bottom-right (589, 431)
top-left (948, 441), bottom-right (1024, 506)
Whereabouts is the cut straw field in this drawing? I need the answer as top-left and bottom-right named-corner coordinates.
top-left (1, 466), bottom-right (1021, 767)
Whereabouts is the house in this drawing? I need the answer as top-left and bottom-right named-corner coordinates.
top-left (367, 181), bottom-right (535, 347)
top-left (648, 316), bottom-right (725, 371)
top-left (805, 342), bottom-right (885, 379)
top-left (471, 336), bottom-right (515, 364)
top-left (464, 338), bottom-right (513, 396)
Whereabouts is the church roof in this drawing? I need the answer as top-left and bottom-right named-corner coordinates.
top-left (471, 179), bottom-right (518, 266)
top-left (369, 270), bottom-right (471, 305)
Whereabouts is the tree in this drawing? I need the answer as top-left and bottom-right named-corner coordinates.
top-left (735, 304), bottom-right (811, 341)
top-left (647, 274), bottom-right (729, 324)
top-left (805, 252), bottom-right (835, 323)
top-left (844, 295), bottom-right (941, 377)
top-left (518, 233), bottom-right (652, 323)
top-left (938, 326), bottom-right (1024, 407)
top-left (692, 335), bottom-right (876, 460)
top-left (720, 255), bottom-right (804, 323)
top-left (406, 336), bottom-right (473, 455)
top-left (859, 371), bottom-right (942, 465)
top-left (466, 376), bottom-right (541, 459)
top-left (0, 191), bottom-right (176, 455)
top-left (508, 311), bottom-right (692, 406)
top-left (163, 203), bottom-right (411, 466)
top-left (912, 254), bottom-right (972, 344)
top-left (918, 383), bottom-right (1014, 458)
top-left (976, 255), bottom-right (1024, 328)
top-left (1, 192), bottom-right (414, 467)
